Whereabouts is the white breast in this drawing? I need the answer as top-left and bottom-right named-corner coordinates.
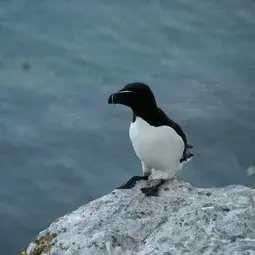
top-left (129, 117), bottom-right (185, 178)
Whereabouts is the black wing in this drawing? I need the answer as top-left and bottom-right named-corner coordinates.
top-left (154, 108), bottom-right (187, 144)
top-left (154, 108), bottom-right (194, 161)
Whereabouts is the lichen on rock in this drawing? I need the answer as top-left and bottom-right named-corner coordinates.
top-left (20, 231), bottom-right (58, 255)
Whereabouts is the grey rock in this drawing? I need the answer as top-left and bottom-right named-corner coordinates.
top-left (21, 176), bottom-right (255, 255)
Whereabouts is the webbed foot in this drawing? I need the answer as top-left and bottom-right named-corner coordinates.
top-left (116, 176), bottom-right (149, 189)
top-left (141, 179), bottom-right (166, 196)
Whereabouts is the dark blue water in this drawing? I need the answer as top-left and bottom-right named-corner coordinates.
top-left (0, 1), bottom-right (255, 254)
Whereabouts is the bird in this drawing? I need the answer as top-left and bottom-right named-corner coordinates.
top-left (108, 82), bottom-right (194, 196)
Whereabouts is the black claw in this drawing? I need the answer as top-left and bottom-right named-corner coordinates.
top-left (116, 176), bottom-right (148, 189)
top-left (141, 179), bottom-right (166, 196)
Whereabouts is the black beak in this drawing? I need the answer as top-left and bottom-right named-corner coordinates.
top-left (108, 93), bottom-right (116, 104)
top-left (108, 90), bottom-right (133, 106)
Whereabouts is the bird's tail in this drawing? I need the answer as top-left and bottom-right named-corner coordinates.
top-left (180, 144), bottom-right (194, 165)
top-left (186, 152), bottom-right (194, 161)
top-left (182, 153), bottom-right (194, 162)
top-left (186, 144), bottom-right (193, 149)
top-left (180, 153), bottom-right (194, 169)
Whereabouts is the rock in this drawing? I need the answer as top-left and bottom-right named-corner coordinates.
top-left (20, 176), bottom-right (255, 255)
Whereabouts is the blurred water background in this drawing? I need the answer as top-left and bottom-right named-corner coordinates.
top-left (0, 0), bottom-right (254, 254)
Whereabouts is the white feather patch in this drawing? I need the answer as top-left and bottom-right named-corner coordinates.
top-left (129, 117), bottom-right (185, 178)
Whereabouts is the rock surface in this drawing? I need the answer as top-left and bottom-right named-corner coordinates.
top-left (21, 176), bottom-right (255, 255)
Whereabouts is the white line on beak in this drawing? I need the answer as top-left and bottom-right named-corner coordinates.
top-left (118, 90), bottom-right (133, 94)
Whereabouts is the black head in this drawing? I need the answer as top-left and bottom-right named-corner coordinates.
top-left (108, 82), bottom-right (157, 115)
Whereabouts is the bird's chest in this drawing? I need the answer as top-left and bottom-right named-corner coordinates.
top-left (129, 118), bottom-right (184, 168)
top-left (129, 119), bottom-right (166, 148)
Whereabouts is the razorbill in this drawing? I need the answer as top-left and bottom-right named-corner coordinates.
top-left (108, 82), bottom-right (194, 196)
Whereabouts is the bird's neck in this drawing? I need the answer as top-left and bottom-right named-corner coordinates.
top-left (132, 106), bottom-right (158, 124)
